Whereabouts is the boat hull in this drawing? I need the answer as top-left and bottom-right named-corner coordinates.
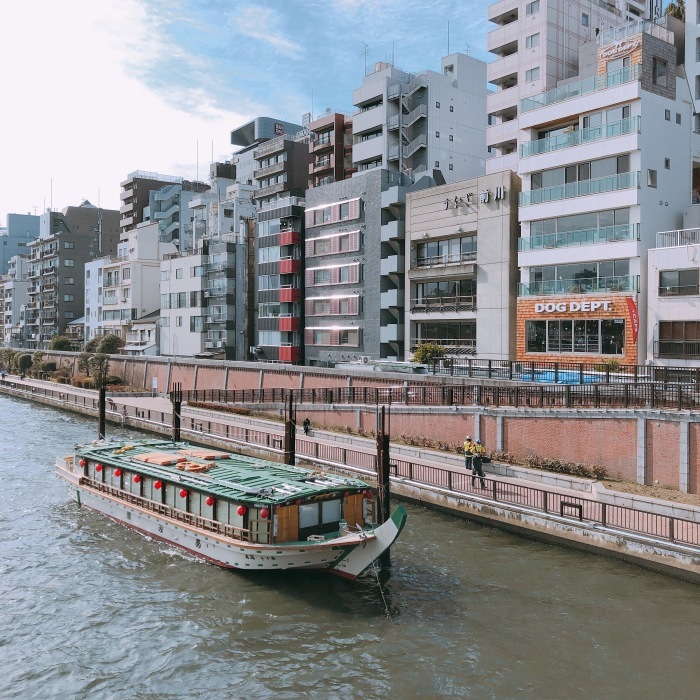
top-left (57, 461), bottom-right (405, 580)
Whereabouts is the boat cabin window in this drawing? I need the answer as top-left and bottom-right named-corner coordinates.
top-left (298, 499), bottom-right (342, 539)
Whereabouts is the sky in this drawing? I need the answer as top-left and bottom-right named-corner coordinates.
top-left (0, 0), bottom-right (491, 226)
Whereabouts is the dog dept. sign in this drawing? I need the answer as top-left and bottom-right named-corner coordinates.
top-left (534, 300), bottom-right (613, 313)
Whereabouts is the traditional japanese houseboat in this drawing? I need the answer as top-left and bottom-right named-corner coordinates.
top-left (56, 439), bottom-right (406, 580)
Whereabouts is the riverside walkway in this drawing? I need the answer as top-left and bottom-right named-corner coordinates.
top-left (4, 374), bottom-right (700, 580)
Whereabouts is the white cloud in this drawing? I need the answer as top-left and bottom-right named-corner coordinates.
top-left (234, 5), bottom-right (303, 56)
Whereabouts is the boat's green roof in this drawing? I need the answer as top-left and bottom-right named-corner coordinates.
top-left (76, 439), bottom-right (370, 505)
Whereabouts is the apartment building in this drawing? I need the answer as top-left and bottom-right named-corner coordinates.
top-left (26, 202), bottom-right (119, 348)
top-left (251, 133), bottom-right (311, 208)
top-left (308, 112), bottom-right (355, 188)
top-left (486, 0), bottom-right (648, 174)
top-left (304, 169), bottom-right (432, 365)
top-left (0, 214), bottom-right (39, 276)
top-left (1, 255), bottom-right (30, 347)
top-left (84, 222), bottom-right (176, 342)
top-left (119, 171), bottom-right (185, 234)
top-left (351, 53), bottom-right (487, 183)
top-left (404, 171), bottom-right (521, 360)
top-left (516, 17), bottom-right (691, 365)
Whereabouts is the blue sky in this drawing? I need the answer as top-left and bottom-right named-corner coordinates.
top-left (0, 0), bottom-right (490, 225)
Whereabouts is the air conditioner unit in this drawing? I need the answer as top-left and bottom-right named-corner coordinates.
top-left (361, 355), bottom-right (371, 364)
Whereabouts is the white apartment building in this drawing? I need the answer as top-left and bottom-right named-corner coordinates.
top-left (85, 222), bottom-right (176, 342)
top-left (486, 0), bottom-right (648, 174)
top-left (1, 255), bottom-right (30, 347)
top-left (351, 53), bottom-right (487, 182)
top-left (516, 18), bottom-right (691, 365)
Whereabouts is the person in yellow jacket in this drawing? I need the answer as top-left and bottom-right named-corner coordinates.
top-left (471, 438), bottom-right (487, 489)
top-left (463, 435), bottom-right (474, 470)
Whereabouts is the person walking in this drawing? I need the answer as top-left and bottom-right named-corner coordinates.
top-left (303, 418), bottom-right (311, 435)
top-left (463, 435), bottom-right (474, 471)
top-left (471, 438), bottom-right (487, 489)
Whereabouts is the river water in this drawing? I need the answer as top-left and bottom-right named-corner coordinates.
top-left (2, 393), bottom-right (700, 699)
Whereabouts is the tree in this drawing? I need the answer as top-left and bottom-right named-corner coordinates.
top-left (77, 351), bottom-right (92, 376)
top-left (49, 335), bottom-right (72, 351)
top-left (665, 0), bottom-right (685, 20)
top-left (88, 354), bottom-right (110, 388)
top-left (83, 338), bottom-right (99, 353)
top-left (17, 353), bottom-right (33, 374)
top-left (412, 341), bottom-right (447, 364)
top-left (97, 334), bottom-right (124, 355)
top-left (0, 348), bottom-right (17, 371)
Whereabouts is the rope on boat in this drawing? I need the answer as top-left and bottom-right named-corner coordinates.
top-left (370, 561), bottom-right (392, 621)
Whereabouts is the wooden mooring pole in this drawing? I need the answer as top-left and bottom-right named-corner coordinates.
top-left (171, 382), bottom-right (182, 442)
top-left (376, 406), bottom-right (391, 525)
top-left (284, 391), bottom-right (296, 465)
top-left (98, 385), bottom-right (106, 440)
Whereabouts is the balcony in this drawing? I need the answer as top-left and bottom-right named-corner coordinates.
top-left (41, 248), bottom-right (58, 258)
top-left (253, 136), bottom-right (288, 159)
top-left (658, 285), bottom-right (700, 297)
top-left (253, 161), bottom-right (286, 179)
top-left (279, 258), bottom-right (301, 275)
top-left (521, 64), bottom-right (641, 114)
top-left (102, 296), bottom-right (119, 305)
top-left (206, 315), bottom-right (226, 324)
top-left (519, 171), bottom-right (640, 207)
top-left (279, 287), bottom-right (301, 303)
top-left (520, 117), bottom-right (641, 158)
top-left (410, 295), bottom-right (477, 313)
top-left (278, 345), bottom-right (301, 363)
top-left (656, 228), bottom-right (700, 248)
top-left (42, 267), bottom-right (58, 276)
top-left (279, 229), bottom-right (301, 246)
top-left (381, 254), bottom-right (405, 276)
top-left (380, 323), bottom-right (402, 343)
top-left (253, 182), bottom-right (287, 200)
top-left (204, 287), bottom-right (228, 298)
top-left (655, 341), bottom-right (700, 359)
top-left (417, 252), bottom-right (477, 268)
top-left (27, 286), bottom-right (40, 295)
top-left (519, 223), bottom-right (640, 251)
top-left (517, 274), bottom-right (639, 296)
top-left (279, 315), bottom-right (301, 332)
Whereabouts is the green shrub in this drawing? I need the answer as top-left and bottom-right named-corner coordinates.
top-left (42, 361), bottom-right (57, 373)
top-left (412, 341), bottom-right (446, 364)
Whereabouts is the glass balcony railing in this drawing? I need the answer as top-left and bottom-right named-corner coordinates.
top-left (521, 64), bottom-right (641, 113)
top-left (518, 274), bottom-right (639, 296)
top-left (520, 117), bottom-right (641, 158)
top-left (518, 223), bottom-right (640, 251)
top-left (519, 171), bottom-right (640, 207)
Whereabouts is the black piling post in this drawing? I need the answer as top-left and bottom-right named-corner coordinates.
top-left (171, 382), bottom-right (182, 442)
top-left (98, 385), bottom-right (106, 440)
top-left (284, 391), bottom-right (296, 465)
top-left (376, 406), bottom-right (392, 567)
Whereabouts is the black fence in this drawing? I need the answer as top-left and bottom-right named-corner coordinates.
top-left (428, 358), bottom-right (700, 385)
top-left (182, 382), bottom-right (700, 411)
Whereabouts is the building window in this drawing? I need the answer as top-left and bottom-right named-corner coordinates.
top-left (435, 161), bottom-right (440, 167)
top-left (449, 164), bottom-right (454, 170)
top-left (665, 109), bottom-right (671, 121)
top-left (314, 269), bottom-right (331, 285)
top-left (526, 33), bottom-right (540, 48)
top-left (653, 57), bottom-right (668, 87)
top-left (63, 294), bottom-right (74, 302)
top-left (161, 270), bottom-right (169, 281)
top-left (436, 101), bottom-right (440, 108)
top-left (659, 268), bottom-right (700, 296)
top-left (526, 67), bottom-right (540, 82)
top-left (176, 316), bottom-right (182, 327)
top-left (64, 241), bottom-right (74, 249)
top-left (436, 131), bottom-right (440, 138)
top-left (449, 135), bottom-right (454, 141)
top-left (582, 13), bottom-right (589, 26)
top-left (176, 268), bottom-right (183, 279)
top-left (665, 158), bottom-right (671, 170)
top-left (64, 259), bottom-right (74, 267)
top-left (526, 319), bottom-right (625, 355)
top-left (64, 277), bottom-right (74, 285)
top-left (526, 0), bottom-right (540, 15)
top-left (449, 105), bottom-right (454, 112)
top-left (676, 113), bottom-right (682, 124)
top-left (647, 169), bottom-right (657, 187)
top-left (658, 321), bottom-right (700, 358)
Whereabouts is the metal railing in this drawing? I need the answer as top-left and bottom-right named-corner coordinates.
top-left (521, 64), bottom-right (641, 113)
top-left (520, 117), bottom-right (641, 158)
top-left (518, 274), bottom-right (638, 296)
top-left (519, 171), bottom-right (640, 207)
top-left (519, 223), bottom-right (639, 251)
top-left (656, 227), bottom-right (700, 248)
top-left (416, 252), bottom-right (476, 267)
top-left (410, 295), bottom-right (476, 312)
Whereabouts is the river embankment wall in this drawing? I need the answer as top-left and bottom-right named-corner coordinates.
top-left (34, 352), bottom-right (700, 495)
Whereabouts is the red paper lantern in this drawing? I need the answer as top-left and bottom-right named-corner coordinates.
top-left (179, 489), bottom-right (188, 499)
top-left (133, 475), bottom-right (141, 484)
top-left (154, 480), bottom-right (162, 490)
top-left (206, 496), bottom-right (214, 507)
top-left (364, 491), bottom-right (373, 500)
top-left (79, 459), bottom-right (86, 467)
top-left (114, 469), bottom-right (122, 477)
top-left (237, 505), bottom-right (247, 516)
top-left (260, 508), bottom-right (270, 520)
top-left (95, 463), bottom-right (103, 472)
top-left (295, 499), bottom-right (301, 505)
